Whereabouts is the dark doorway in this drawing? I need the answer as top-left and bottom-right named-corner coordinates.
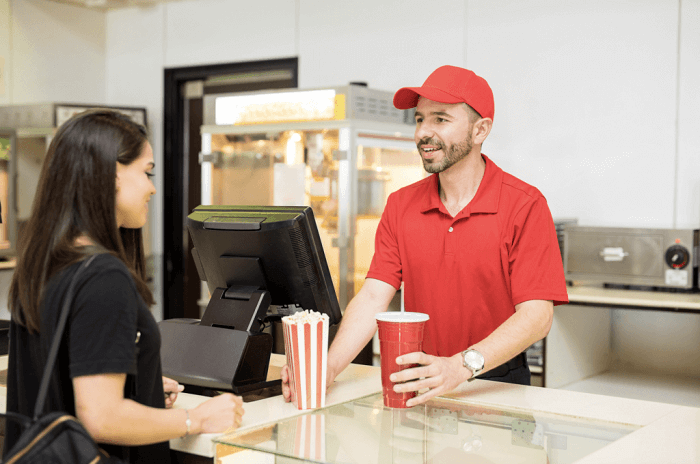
top-left (162, 58), bottom-right (298, 321)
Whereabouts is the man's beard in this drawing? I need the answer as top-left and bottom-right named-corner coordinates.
top-left (418, 134), bottom-right (473, 174)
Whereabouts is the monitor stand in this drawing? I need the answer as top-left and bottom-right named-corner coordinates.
top-left (158, 285), bottom-right (281, 395)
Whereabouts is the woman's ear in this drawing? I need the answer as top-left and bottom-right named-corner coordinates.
top-left (115, 163), bottom-right (121, 192)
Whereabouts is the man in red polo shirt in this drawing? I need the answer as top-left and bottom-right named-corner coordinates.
top-left (282, 65), bottom-right (568, 407)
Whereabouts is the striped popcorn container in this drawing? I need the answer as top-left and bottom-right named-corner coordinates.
top-left (282, 310), bottom-right (329, 410)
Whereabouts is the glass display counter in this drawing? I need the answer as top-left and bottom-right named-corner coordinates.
top-left (213, 392), bottom-right (639, 463)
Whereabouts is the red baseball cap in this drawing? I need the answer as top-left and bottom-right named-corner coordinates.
top-left (393, 65), bottom-right (494, 120)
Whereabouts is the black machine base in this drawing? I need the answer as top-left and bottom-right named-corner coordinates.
top-left (158, 286), bottom-right (277, 395)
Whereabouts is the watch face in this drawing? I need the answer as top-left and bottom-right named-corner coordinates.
top-left (465, 350), bottom-right (484, 368)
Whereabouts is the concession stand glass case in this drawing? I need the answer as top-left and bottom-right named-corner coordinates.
top-left (200, 85), bottom-right (424, 315)
top-left (213, 392), bottom-right (640, 463)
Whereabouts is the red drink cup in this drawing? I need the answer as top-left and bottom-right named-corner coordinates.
top-left (375, 312), bottom-right (429, 408)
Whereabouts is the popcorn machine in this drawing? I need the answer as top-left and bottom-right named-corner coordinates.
top-left (200, 84), bottom-right (425, 311)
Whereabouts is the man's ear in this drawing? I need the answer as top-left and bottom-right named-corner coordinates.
top-left (473, 118), bottom-right (493, 145)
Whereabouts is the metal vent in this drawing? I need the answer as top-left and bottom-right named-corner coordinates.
top-left (288, 225), bottom-right (317, 288)
top-left (349, 88), bottom-right (407, 124)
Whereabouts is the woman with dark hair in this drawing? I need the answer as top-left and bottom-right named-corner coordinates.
top-left (4, 109), bottom-right (244, 463)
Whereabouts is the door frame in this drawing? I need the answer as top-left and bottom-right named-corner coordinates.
top-left (162, 58), bottom-right (298, 320)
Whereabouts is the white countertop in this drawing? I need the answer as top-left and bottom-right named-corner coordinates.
top-left (2, 353), bottom-right (699, 462)
top-left (168, 354), bottom-right (700, 463)
top-left (443, 380), bottom-right (700, 463)
top-left (168, 354), bottom-right (382, 458)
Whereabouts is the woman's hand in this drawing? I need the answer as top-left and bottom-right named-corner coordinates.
top-left (192, 393), bottom-right (245, 433)
top-left (163, 376), bottom-right (184, 408)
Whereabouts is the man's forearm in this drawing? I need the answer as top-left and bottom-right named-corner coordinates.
top-left (327, 278), bottom-right (397, 382)
top-left (470, 299), bottom-right (553, 375)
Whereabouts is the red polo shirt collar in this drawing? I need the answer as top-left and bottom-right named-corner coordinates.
top-left (420, 154), bottom-right (502, 217)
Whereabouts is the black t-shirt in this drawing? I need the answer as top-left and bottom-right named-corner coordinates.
top-left (4, 254), bottom-right (170, 463)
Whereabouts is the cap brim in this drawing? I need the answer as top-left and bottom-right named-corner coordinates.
top-left (393, 86), bottom-right (464, 109)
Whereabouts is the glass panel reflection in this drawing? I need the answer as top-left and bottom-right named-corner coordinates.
top-left (215, 392), bottom-right (640, 464)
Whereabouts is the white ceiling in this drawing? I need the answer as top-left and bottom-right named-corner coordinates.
top-left (45, 0), bottom-right (185, 10)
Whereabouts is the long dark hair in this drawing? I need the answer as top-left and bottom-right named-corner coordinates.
top-left (9, 109), bottom-right (155, 333)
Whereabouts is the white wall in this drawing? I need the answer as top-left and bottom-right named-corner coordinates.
top-left (163, 0), bottom-right (297, 67)
top-left (676, 0), bottom-right (700, 229)
top-left (297, 0), bottom-right (466, 91)
top-left (467, 0), bottom-right (680, 228)
top-left (0, 0), bottom-right (10, 105)
top-left (6, 0), bottom-right (106, 104)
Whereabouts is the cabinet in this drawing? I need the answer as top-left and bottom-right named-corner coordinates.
top-left (545, 286), bottom-right (700, 407)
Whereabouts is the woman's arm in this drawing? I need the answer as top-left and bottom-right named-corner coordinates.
top-left (73, 373), bottom-right (244, 446)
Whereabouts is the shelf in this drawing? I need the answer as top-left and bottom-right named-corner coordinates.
top-left (559, 370), bottom-right (700, 408)
top-left (0, 258), bottom-right (16, 270)
top-left (567, 285), bottom-right (700, 312)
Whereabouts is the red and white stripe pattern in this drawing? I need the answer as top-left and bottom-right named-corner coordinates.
top-left (282, 310), bottom-right (329, 410)
top-left (293, 414), bottom-right (326, 461)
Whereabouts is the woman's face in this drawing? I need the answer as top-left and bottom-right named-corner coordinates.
top-left (115, 142), bottom-right (156, 229)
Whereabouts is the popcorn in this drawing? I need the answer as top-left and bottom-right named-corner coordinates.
top-left (282, 310), bottom-right (329, 410)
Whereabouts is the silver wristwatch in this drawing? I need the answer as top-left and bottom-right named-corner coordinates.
top-left (462, 349), bottom-right (485, 381)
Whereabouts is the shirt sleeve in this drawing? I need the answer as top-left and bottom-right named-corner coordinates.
top-left (366, 192), bottom-right (403, 290)
top-left (508, 195), bottom-right (569, 307)
top-left (68, 267), bottom-right (139, 378)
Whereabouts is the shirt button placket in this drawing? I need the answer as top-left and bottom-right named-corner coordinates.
top-left (445, 223), bottom-right (455, 254)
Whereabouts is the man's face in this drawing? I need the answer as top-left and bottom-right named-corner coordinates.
top-left (414, 97), bottom-right (474, 174)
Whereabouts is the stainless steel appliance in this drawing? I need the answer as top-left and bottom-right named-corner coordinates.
top-left (564, 226), bottom-right (699, 290)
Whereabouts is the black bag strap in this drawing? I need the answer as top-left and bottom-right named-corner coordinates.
top-left (33, 255), bottom-right (97, 421)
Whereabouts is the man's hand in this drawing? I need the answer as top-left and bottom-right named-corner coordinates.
top-left (281, 364), bottom-right (336, 403)
top-left (281, 365), bottom-right (292, 403)
top-left (389, 352), bottom-right (469, 407)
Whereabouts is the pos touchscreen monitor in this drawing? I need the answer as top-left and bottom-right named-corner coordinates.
top-left (159, 205), bottom-right (341, 394)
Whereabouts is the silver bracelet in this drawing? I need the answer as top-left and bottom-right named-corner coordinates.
top-left (184, 409), bottom-right (192, 437)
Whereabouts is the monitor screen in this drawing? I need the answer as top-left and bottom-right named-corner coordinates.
top-left (187, 205), bottom-right (342, 327)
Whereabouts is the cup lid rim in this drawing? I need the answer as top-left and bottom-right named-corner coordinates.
top-left (375, 311), bottom-right (429, 323)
